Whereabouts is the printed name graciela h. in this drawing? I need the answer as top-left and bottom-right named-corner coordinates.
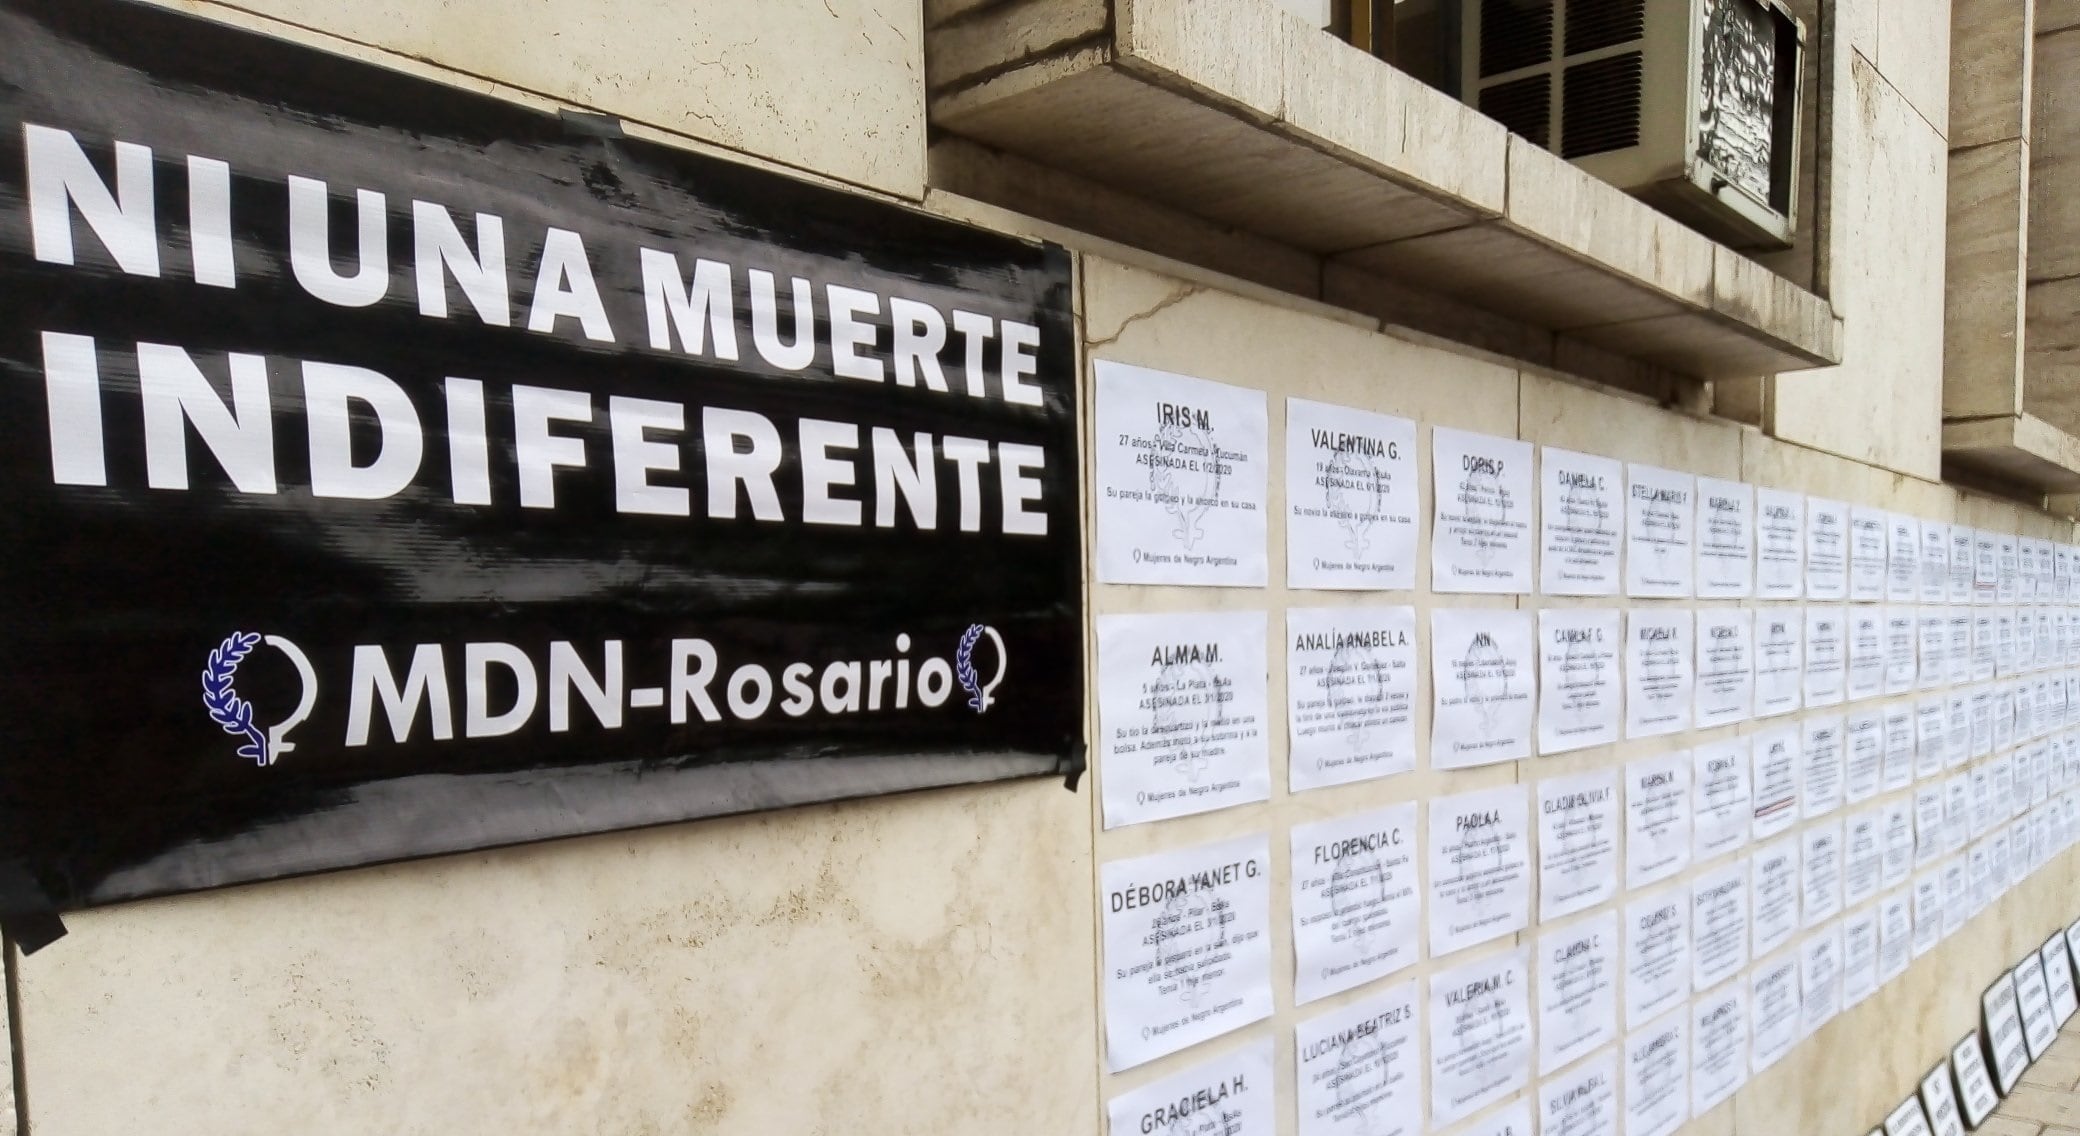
top-left (201, 625), bottom-right (1009, 763)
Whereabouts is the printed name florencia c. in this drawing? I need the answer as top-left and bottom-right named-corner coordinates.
top-left (1313, 828), bottom-right (1404, 863)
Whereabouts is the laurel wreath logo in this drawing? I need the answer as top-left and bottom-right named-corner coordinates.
top-left (202, 631), bottom-right (267, 763)
top-left (956, 623), bottom-right (987, 713)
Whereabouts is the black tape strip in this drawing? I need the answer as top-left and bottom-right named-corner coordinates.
top-left (0, 862), bottom-right (66, 955)
top-left (1062, 742), bottom-right (1087, 793)
top-left (558, 109), bottom-right (625, 138)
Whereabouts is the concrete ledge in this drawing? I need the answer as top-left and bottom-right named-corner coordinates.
top-left (1943, 413), bottom-right (2080, 490)
top-left (928, 0), bottom-right (1843, 380)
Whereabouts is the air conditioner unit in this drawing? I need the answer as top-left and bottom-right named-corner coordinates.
top-left (1460, 0), bottom-right (1805, 250)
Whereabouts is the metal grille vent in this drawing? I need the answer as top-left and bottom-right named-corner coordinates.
top-left (1560, 52), bottom-right (1643, 157)
top-left (1564, 0), bottom-right (1646, 54)
top-left (1698, 0), bottom-right (1778, 203)
top-left (1480, 74), bottom-right (1553, 148)
top-left (1479, 0), bottom-right (1554, 77)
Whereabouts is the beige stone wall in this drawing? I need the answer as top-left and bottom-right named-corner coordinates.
top-left (16, 784), bottom-right (1097, 1135)
top-left (1769, 4), bottom-right (1952, 481)
top-left (157, 0), bottom-right (927, 199)
top-left (2027, 24), bottom-right (2080, 436)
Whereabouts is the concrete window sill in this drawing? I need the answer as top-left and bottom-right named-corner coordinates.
top-left (926, 0), bottom-right (1843, 380)
top-left (1943, 414), bottom-right (2080, 493)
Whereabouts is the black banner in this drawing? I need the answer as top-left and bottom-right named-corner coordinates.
top-left (0, 0), bottom-right (1082, 916)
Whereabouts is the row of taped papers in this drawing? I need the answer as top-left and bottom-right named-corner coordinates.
top-left (1099, 603), bottom-right (2080, 827)
top-left (1604, 786), bottom-right (2061, 1111)
top-left (1104, 792), bottom-right (2080, 1120)
top-left (1094, 362), bottom-right (2080, 602)
top-left (1283, 729), bottom-right (2080, 1001)
top-left (1599, 798), bottom-right (2069, 1115)
top-left (1314, 769), bottom-right (2063, 1090)
top-left (1110, 729), bottom-right (2080, 1057)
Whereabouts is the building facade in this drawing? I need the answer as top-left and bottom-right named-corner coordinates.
top-left (4, 0), bottom-right (2079, 1134)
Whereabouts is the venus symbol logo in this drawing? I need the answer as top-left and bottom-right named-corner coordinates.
top-left (1149, 654), bottom-right (1217, 784)
top-left (1558, 475), bottom-right (1609, 531)
top-left (200, 631), bottom-right (317, 766)
top-left (955, 623), bottom-right (1007, 713)
top-left (1557, 632), bottom-right (1605, 720)
top-left (1157, 885), bottom-right (1230, 1011)
top-left (1323, 445), bottom-right (1385, 558)
top-left (1162, 1106), bottom-right (1242, 1136)
top-left (1333, 1029), bottom-right (1398, 1136)
top-left (1150, 417), bottom-right (1221, 550)
top-left (1462, 462), bottom-right (1511, 567)
top-left (1321, 640), bottom-right (1391, 772)
top-left (1458, 632), bottom-right (1511, 735)
top-left (1328, 845), bottom-right (1391, 955)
